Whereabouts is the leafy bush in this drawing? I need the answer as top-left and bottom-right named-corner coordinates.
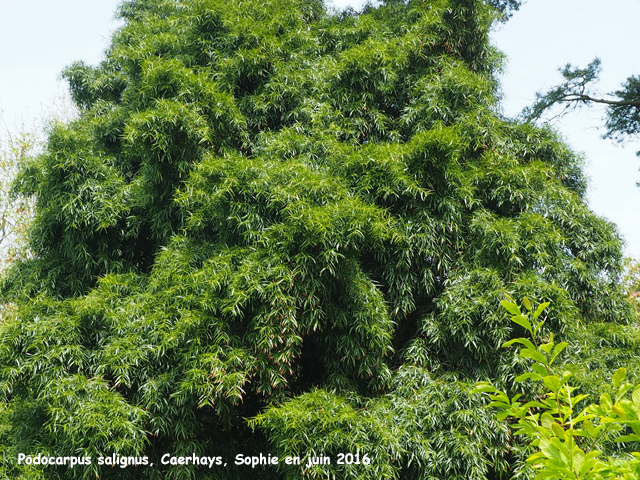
top-left (475, 299), bottom-right (640, 479)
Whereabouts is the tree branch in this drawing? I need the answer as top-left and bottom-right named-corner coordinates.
top-left (558, 94), bottom-right (640, 108)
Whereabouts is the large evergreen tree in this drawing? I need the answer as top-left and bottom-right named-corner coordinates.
top-left (1, 0), bottom-right (637, 478)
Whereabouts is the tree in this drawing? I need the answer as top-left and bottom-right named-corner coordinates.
top-left (0, 118), bottom-right (35, 271)
top-left (487, 0), bottom-right (523, 20)
top-left (523, 58), bottom-right (640, 143)
top-left (0, 0), bottom-right (636, 479)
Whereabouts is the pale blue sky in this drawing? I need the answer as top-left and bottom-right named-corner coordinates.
top-left (2, 0), bottom-right (639, 257)
top-left (491, 0), bottom-right (640, 259)
top-left (0, 1), bottom-right (122, 124)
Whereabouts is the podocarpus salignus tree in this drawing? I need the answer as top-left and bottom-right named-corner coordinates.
top-left (0, 0), bottom-right (637, 479)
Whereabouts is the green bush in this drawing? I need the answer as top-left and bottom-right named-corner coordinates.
top-left (475, 299), bottom-right (640, 479)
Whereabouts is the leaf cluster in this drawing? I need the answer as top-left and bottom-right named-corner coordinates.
top-left (475, 299), bottom-right (640, 480)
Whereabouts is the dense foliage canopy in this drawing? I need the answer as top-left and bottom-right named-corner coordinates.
top-left (0, 0), bottom-right (637, 479)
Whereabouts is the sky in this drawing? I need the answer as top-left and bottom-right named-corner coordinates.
top-left (0, 1), bottom-right (122, 125)
top-left (1, 0), bottom-right (639, 257)
top-left (491, 0), bottom-right (640, 259)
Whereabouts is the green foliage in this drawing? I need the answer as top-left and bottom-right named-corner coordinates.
top-left (623, 258), bottom-right (640, 317)
top-left (0, 0), bottom-right (635, 479)
top-left (254, 368), bottom-right (509, 479)
top-left (475, 299), bottom-right (640, 479)
top-left (0, 121), bottom-right (35, 270)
